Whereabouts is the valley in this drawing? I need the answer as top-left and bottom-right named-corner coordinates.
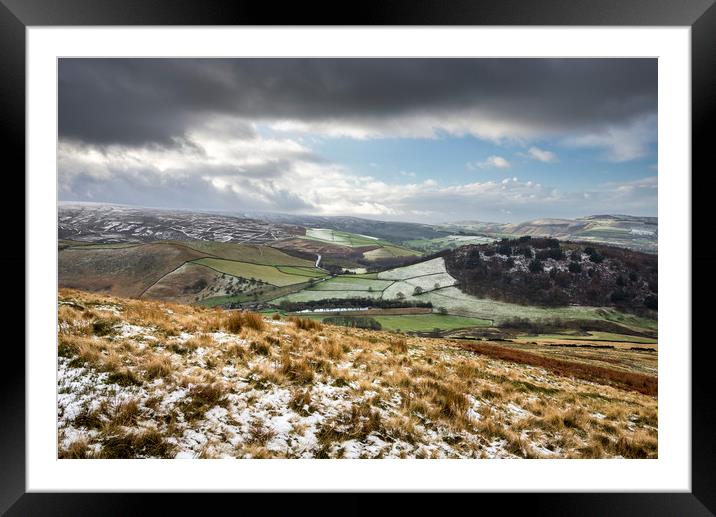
top-left (56, 204), bottom-right (658, 459)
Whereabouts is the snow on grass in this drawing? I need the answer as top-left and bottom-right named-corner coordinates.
top-left (115, 322), bottom-right (156, 340)
top-left (377, 257), bottom-right (449, 281)
top-left (57, 290), bottom-right (659, 460)
top-left (93, 304), bottom-right (122, 315)
top-left (466, 395), bottom-right (483, 422)
top-left (506, 403), bottom-right (530, 419)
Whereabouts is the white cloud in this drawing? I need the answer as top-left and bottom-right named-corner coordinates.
top-left (59, 123), bottom-right (657, 223)
top-left (467, 155), bottom-right (511, 170)
top-left (525, 146), bottom-right (558, 163)
top-left (566, 114), bottom-right (656, 162)
top-left (267, 109), bottom-right (548, 143)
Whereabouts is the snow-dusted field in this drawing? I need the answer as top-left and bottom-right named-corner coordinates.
top-left (377, 257), bottom-right (449, 281)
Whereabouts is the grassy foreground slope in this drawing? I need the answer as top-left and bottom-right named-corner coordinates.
top-left (57, 289), bottom-right (657, 459)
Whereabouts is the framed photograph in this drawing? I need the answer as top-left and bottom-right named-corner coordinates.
top-left (3, 0), bottom-right (714, 513)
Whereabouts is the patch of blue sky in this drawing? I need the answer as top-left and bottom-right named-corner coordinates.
top-left (257, 125), bottom-right (658, 193)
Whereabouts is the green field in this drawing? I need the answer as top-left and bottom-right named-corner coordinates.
top-left (309, 276), bottom-right (394, 292)
top-left (276, 289), bottom-right (384, 302)
top-left (403, 287), bottom-right (656, 331)
top-left (362, 245), bottom-right (422, 260)
top-left (302, 228), bottom-right (421, 259)
top-left (377, 257), bottom-right (448, 280)
top-left (175, 241), bottom-right (314, 266)
top-left (372, 314), bottom-right (491, 332)
top-left (597, 309), bottom-right (658, 332)
top-left (303, 228), bottom-right (383, 247)
top-left (353, 272), bottom-right (379, 279)
top-left (192, 258), bottom-right (326, 287)
top-left (276, 266), bottom-right (328, 278)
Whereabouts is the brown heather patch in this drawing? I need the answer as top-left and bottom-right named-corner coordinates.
top-left (124, 303), bottom-right (171, 330)
top-left (246, 418), bottom-right (277, 447)
top-left (181, 382), bottom-right (227, 421)
top-left (237, 444), bottom-right (274, 459)
top-left (332, 368), bottom-right (354, 388)
top-left (225, 312), bottom-right (244, 333)
top-left (382, 414), bottom-right (420, 444)
top-left (613, 430), bottom-right (657, 458)
top-left (319, 339), bottom-right (343, 360)
top-left (289, 388), bottom-right (314, 416)
top-left (99, 427), bottom-right (174, 459)
top-left (289, 316), bottom-right (322, 332)
top-left (107, 367), bottom-right (143, 387)
top-left (317, 401), bottom-right (383, 447)
top-left (250, 340), bottom-right (272, 357)
top-left (502, 429), bottom-right (540, 459)
top-left (72, 406), bottom-right (104, 430)
top-left (225, 310), bottom-right (266, 333)
top-left (144, 354), bottom-right (173, 380)
top-left (279, 352), bottom-right (315, 385)
top-left (185, 333), bottom-right (215, 349)
top-left (59, 438), bottom-right (92, 459)
top-left (243, 312), bottom-right (266, 331)
top-left (91, 317), bottom-right (120, 337)
top-left (227, 342), bottom-right (248, 361)
top-left (390, 338), bottom-right (408, 354)
top-left (458, 342), bottom-right (657, 396)
top-left (108, 398), bottom-right (142, 428)
top-left (250, 362), bottom-right (287, 388)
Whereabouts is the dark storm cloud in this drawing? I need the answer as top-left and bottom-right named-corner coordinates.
top-left (59, 58), bottom-right (656, 147)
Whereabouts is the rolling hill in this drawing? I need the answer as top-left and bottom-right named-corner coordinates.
top-left (440, 215), bottom-right (657, 253)
top-left (58, 240), bottom-right (327, 302)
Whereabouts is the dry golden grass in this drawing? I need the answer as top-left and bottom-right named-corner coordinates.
top-left (98, 427), bottom-right (174, 459)
top-left (289, 316), bottom-right (322, 331)
top-left (318, 339), bottom-right (344, 360)
top-left (279, 352), bottom-right (315, 384)
top-left (289, 388), bottom-right (314, 416)
top-left (59, 438), bottom-right (91, 459)
top-left (144, 354), bottom-right (173, 380)
top-left (225, 310), bottom-right (266, 333)
top-left (57, 289), bottom-right (658, 460)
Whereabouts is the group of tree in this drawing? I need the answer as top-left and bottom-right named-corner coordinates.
top-left (444, 240), bottom-right (657, 310)
top-left (277, 297), bottom-right (433, 313)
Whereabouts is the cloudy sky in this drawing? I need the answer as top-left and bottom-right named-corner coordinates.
top-left (58, 58), bottom-right (657, 223)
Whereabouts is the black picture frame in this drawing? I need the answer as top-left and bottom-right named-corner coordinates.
top-left (2, 0), bottom-right (713, 514)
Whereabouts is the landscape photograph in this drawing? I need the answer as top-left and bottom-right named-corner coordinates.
top-left (57, 58), bottom-right (658, 459)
